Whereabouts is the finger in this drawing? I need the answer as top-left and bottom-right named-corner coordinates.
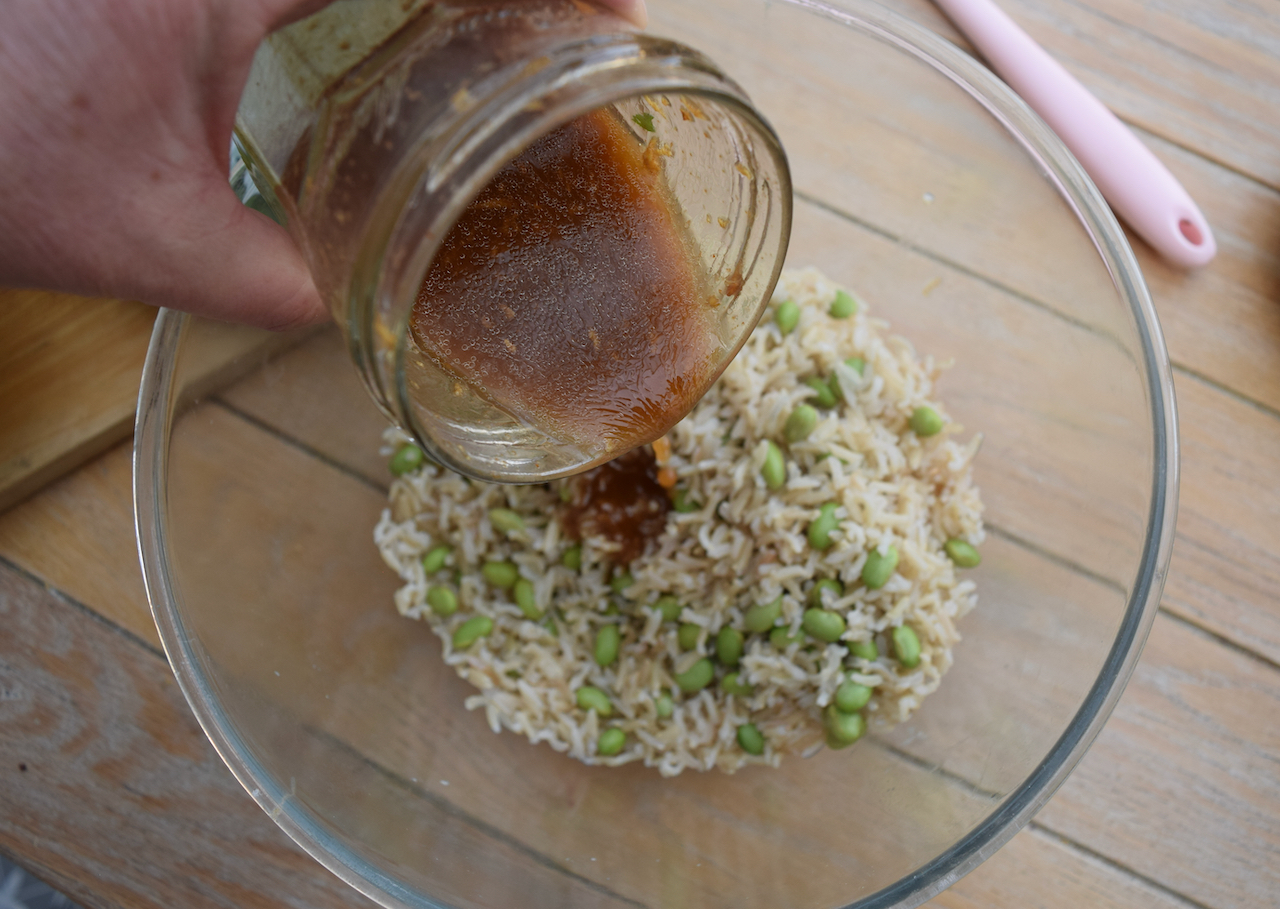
top-left (137, 183), bottom-right (329, 331)
top-left (591, 0), bottom-right (648, 27)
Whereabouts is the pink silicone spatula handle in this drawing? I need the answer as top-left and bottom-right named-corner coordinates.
top-left (934, 0), bottom-right (1215, 268)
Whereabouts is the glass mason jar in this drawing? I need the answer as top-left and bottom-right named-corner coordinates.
top-left (234, 0), bottom-right (791, 482)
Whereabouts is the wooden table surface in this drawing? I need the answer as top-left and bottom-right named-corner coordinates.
top-left (2, 1), bottom-right (1278, 907)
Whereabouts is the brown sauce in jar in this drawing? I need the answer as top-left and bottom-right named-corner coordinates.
top-left (560, 447), bottom-right (670, 564)
top-left (409, 107), bottom-right (716, 453)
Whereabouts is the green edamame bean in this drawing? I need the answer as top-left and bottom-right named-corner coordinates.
top-left (848, 638), bottom-right (878, 662)
top-left (784, 404), bottom-right (819, 443)
top-left (761, 440), bottom-right (786, 491)
top-left (770, 627), bottom-right (803, 649)
top-left (512, 578), bottom-right (540, 619)
top-left (576, 685), bottom-right (613, 716)
top-left (610, 572), bottom-right (634, 594)
top-left (452, 615), bottom-right (493, 649)
top-left (655, 692), bottom-right (674, 718)
top-left (824, 703), bottom-right (866, 748)
top-left (672, 488), bottom-right (701, 513)
top-left (862, 545), bottom-right (899, 589)
top-left (809, 578), bottom-right (843, 608)
top-left (805, 376), bottom-right (838, 408)
top-left (674, 657), bottom-right (714, 693)
top-left (595, 624), bottom-right (621, 667)
top-left (743, 595), bottom-right (783, 633)
top-left (803, 608), bottom-right (846, 643)
top-left (737, 722), bottom-right (765, 755)
top-left (835, 680), bottom-right (873, 713)
top-left (910, 405), bottom-right (944, 437)
top-left (488, 507), bottom-right (525, 534)
top-left (482, 560), bottom-right (519, 589)
top-left (677, 623), bottom-right (701, 651)
top-left (389, 443), bottom-right (425, 476)
top-left (829, 289), bottom-right (857, 318)
top-left (421, 545), bottom-right (451, 575)
top-left (774, 299), bottom-right (800, 335)
top-left (828, 357), bottom-right (866, 403)
top-left (561, 545), bottom-right (582, 571)
top-left (716, 627), bottom-right (744, 666)
top-left (720, 671), bottom-right (753, 697)
top-left (825, 373), bottom-right (844, 404)
top-left (945, 538), bottom-right (982, 568)
top-left (426, 586), bottom-right (458, 617)
top-left (597, 728), bottom-right (626, 756)
top-left (807, 502), bottom-right (840, 551)
top-left (653, 595), bottom-right (682, 623)
top-left (893, 624), bottom-right (922, 668)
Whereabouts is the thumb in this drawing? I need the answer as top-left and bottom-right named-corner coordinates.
top-left (138, 180), bottom-right (328, 331)
top-left (593, 0), bottom-right (648, 27)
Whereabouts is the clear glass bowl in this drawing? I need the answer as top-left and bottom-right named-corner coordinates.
top-left (134, 1), bottom-right (1177, 907)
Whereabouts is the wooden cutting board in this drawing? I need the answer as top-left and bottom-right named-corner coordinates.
top-left (0, 288), bottom-right (273, 512)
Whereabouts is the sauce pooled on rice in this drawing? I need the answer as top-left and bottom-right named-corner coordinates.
top-left (560, 447), bottom-right (670, 565)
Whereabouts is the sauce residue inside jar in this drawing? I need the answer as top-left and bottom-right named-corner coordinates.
top-left (409, 106), bottom-right (716, 453)
top-left (560, 447), bottom-right (670, 564)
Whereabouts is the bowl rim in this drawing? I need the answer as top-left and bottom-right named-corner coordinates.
top-left (133, 1), bottom-right (1178, 907)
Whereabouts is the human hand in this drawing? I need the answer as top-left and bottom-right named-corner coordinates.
top-left (0, 0), bottom-right (648, 331)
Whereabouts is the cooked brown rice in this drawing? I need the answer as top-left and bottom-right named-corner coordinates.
top-left (375, 267), bottom-right (984, 776)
